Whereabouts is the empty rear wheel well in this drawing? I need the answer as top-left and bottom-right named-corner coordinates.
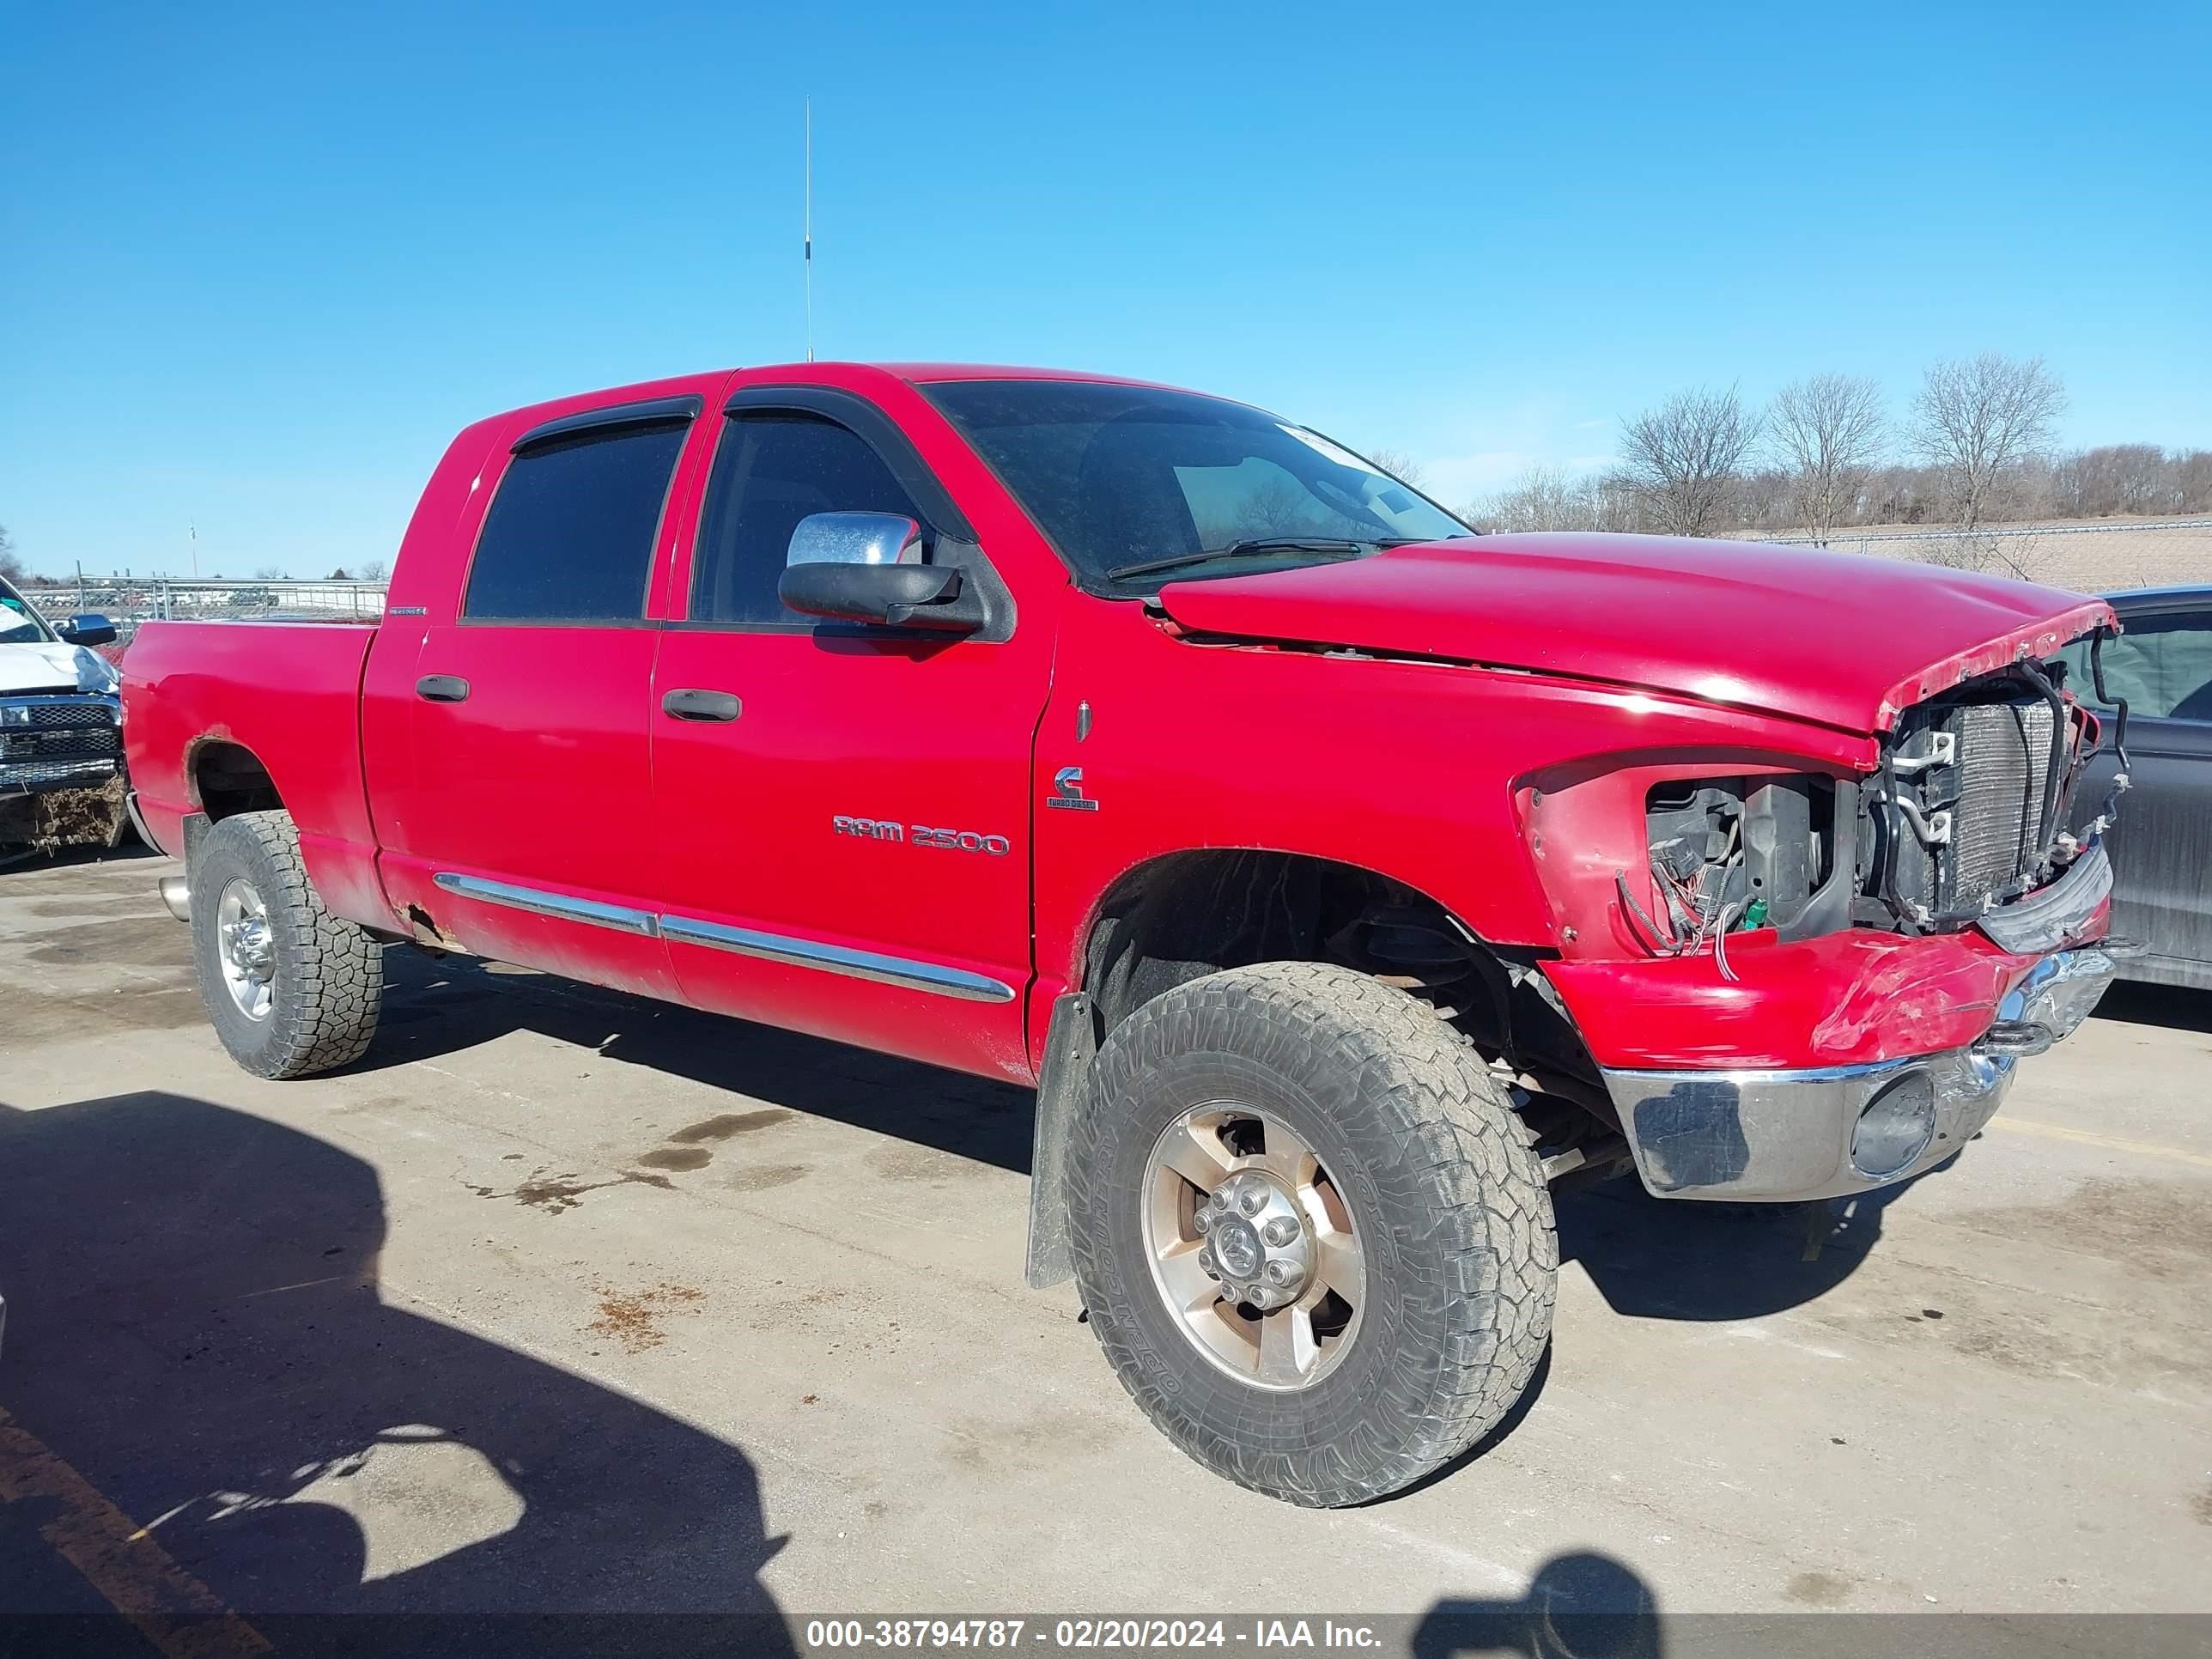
top-left (191, 740), bottom-right (283, 821)
top-left (1079, 849), bottom-right (1614, 1129)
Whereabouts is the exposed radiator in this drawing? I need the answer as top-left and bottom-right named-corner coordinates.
top-left (1942, 697), bottom-right (2057, 912)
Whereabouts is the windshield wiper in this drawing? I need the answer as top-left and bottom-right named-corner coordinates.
top-left (1106, 537), bottom-right (1405, 584)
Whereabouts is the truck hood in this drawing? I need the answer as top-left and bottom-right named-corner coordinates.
top-left (1155, 533), bottom-right (2115, 734)
top-left (0, 640), bottom-right (121, 696)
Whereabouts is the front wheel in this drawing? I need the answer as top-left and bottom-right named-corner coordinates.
top-left (1066, 961), bottom-right (1557, 1507)
top-left (189, 810), bottom-right (383, 1079)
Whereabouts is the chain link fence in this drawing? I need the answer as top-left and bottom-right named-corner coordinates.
top-left (1754, 516), bottom-right (2212, 592)
top-left (26, 576), bottom-right (390, 642)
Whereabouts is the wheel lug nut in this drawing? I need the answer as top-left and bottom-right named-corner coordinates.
top-left (1198, 1249), bottom-right (1217, 1277)
top-left (1262, 1217), bottom-right (1297, 1247)
top-left (1237, 1186), bottom-right (1263, 1217)
top-left (1193, 1209), bottom-right (1211, 1234)
top-left (1265, 1260), bottom-right (1297, 1287)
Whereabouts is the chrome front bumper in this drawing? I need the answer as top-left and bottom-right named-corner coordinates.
top-left (1601, 945), bottom-right (2119, 1202)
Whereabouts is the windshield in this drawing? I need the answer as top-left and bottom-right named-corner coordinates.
top-left (922, 380), bottom-right (1470, 587)
top-left (0, 578), bottom-right (55, 647)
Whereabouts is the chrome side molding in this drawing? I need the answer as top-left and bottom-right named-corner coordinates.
top-left (431, 872), bottom-right (660, 937)
top-left (659, 914), bottom-right (1017, 1004)
top-left (428, 873), bottom-right (1017, 1004)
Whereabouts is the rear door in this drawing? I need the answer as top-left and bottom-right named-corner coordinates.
top-left (2069, 600), bottom-right (2212, 983)
top-left (366, 395), bottom-right (702, 999)
top-left (648, 382), bottom-right (1051, 1079)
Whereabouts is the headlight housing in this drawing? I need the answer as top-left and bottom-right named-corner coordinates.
top-left (1643, 773), bottom-right (1857, 945)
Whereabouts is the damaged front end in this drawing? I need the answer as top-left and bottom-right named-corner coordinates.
top-left (1627, 636), bottom-right (2127, 964)
top-left (1554, 623), bottom-right (2135, 1202)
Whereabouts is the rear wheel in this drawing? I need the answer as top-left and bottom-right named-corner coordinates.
top-left (189, 810), bottom-right (383, 1079)
top-left (1066, 961), bottom-right (1556, 1507)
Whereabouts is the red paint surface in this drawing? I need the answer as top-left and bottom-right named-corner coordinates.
top-left (1158, 536), bottom-right (2112, 735)
top-left (1547, 897), bottom-right (2110, 1070)
top-left (124, 362), bottom-right (2117, 1091)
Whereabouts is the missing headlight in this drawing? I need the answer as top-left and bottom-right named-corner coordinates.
top-left (1644, 775), bottom-right (1850, 945)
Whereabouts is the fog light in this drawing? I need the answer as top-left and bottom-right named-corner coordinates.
top-left (0, 705), bottom-right (30, 727)
top-left (1851, 1071), bottom-right (1937, 1179)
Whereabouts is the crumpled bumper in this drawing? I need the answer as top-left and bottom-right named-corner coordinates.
top-left (1600, 944), bottom-right (2120, 1201)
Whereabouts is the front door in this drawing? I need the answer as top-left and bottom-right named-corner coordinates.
top-left (649, 385), bottom-right (1050, 1079)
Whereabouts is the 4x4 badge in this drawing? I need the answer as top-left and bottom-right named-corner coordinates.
top-left (1046, 766), bottom-right (1099, 812)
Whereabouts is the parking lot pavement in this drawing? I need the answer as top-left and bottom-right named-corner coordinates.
top-left (2, 849), bottom-right (2209, 1640)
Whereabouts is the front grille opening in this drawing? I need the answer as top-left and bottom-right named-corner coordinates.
top-left (1867, 665), bottom-right (2080, 930)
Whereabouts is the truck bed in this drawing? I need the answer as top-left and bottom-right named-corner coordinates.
top-left (122, 620), bottom-right (390, 926)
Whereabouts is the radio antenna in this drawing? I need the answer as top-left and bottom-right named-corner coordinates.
top-left (803, 100), bottom-right (814, 362)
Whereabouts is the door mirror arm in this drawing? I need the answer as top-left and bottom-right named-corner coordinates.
top-left (776, 560), bottom-right (986, 634)
top-left (780, 511), bottom-right (989, 635)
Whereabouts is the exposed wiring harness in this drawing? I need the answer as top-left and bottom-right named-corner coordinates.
top-left (1616, 816), bottom-right (1745, 979)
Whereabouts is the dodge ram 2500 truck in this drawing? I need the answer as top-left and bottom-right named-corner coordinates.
top-left (124, 362), bottom-right (2129, 1507)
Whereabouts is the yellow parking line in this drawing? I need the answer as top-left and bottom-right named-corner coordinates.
top-left (0, 1407), bottom-right (271, 1659)
top-left (1989, 1115), bottom-right (2212, 1170)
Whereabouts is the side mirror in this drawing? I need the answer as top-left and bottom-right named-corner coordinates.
top-left (58, 614), bottom-right (118, 647)
top-left (778, 512), bottom-right (984, 634)
top-left (787, 510), bottom-right (925, 568)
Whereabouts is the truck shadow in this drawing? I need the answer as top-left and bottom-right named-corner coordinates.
top-left (2092, 979), bottom-right (2212, 1034)
top-left (1552, 1160), bottom-right (1945, 1324)
top-left (0, 1091), bottom-right (794, 1648)
top-left (362, 948), bottom-right (1934, 1326)
top-left (362, 946), bottom-right (1039, 1175)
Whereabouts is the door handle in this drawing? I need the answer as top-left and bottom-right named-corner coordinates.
top-left (661, 688), bottom-right (742, 722)
top-left (416, 674), bottom-right (471, 703)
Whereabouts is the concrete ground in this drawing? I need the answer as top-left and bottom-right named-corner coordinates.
top-left (2, 848), bottom-right (2209, 1649)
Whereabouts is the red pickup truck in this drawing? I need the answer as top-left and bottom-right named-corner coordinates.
top-left (125, 362), bottom-right (2129, 1506)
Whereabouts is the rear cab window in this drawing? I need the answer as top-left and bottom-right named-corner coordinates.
top-left (462, 409), bottom-right (695, 623)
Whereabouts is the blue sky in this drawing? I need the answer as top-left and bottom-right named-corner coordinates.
top-left (3, 0), bottom-right (2206, 579)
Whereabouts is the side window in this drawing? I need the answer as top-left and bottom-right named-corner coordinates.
top-left (2068, 611), bottom-right (2212, 721)
top-left (463, 421), bottom-right (690, 622)
top-left (690, 413), bottom-right (922, 625)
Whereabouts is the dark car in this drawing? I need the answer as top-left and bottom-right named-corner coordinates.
top-left (2063, 586), bottom-right (2212, 989)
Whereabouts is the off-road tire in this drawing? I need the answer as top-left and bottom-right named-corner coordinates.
top-left (190, 810), bottom-right (383, 1079)
top-left (1066, 961), bottom-right (1556, 1507)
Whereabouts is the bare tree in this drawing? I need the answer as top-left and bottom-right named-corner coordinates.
top-left (1617, 386), bottom-right (1761, 537)
top-left (1364, 447), bottom-right (1425, 488)
top-left (252, 565), bottom-right (286, 581)
top-left (1910, 353), bottom-right (2066, 533)
top-left (0, 524), bottom-right (23, 585)
top-left (357, 558), bottom-right (389, 583)
top-left (1766, 374), bottom-right (1886, 544)
top-left (1468, 464), bottom-right (1632, 533)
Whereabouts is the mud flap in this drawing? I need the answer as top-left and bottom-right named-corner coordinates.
top-left (1024, 992), bottom-right (1095, 1289)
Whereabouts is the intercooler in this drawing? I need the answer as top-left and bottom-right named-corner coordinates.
top-left (1945, 697), bottom-right (2057, 909)
top-left (1883, 684), bottom-right (2067, 922)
